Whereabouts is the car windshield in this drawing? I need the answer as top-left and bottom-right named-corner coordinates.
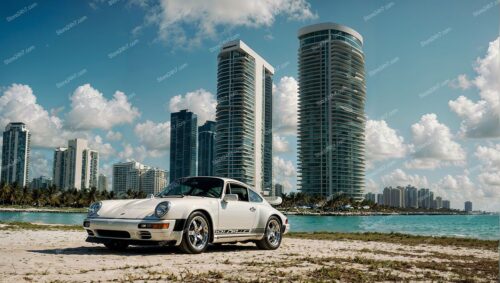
top-left (157, 177), bottom-right (224, 198)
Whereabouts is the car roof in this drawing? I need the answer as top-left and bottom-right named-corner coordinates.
top-left (183, 176), bottom-right (256, 192)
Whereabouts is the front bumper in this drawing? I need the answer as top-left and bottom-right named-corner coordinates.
top-left (83, 218), bottom-right (184, 246)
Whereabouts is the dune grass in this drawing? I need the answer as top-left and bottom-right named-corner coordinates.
top-left (286, 231), bottom-right (499, 250)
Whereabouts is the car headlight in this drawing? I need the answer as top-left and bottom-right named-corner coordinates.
top-left (88, 202), bottom-right (102, 216)
top-left (155, 201), bottom-right (171, 218)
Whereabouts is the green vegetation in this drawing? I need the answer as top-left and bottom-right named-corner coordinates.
top-left (0, 182), bottom-right (146, 209)
top-left (0, 221), bottom-right (82, 231)
top-left (286, 231), bottom-right (499, 251)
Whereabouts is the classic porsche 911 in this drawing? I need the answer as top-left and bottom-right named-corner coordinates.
top-left (83, 176), bottom-right (290, 254)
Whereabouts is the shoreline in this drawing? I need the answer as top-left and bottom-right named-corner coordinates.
top-left (281, 210), bottom-right (497, 216)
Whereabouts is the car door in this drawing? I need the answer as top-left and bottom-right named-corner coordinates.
top-left (217, 183), bottom-right (258, 235)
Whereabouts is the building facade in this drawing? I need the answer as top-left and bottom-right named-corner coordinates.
top-left (30, 176), bottom-right (52, 190)
top-left (98, 174), bottom-right (108, 191)
top-left (464, 201), bottom-right (473, 212)
top-left (198, 121), bottom-right (216, 176)
top-left (274, 183), bottom-right (284, 197)
top-left (297, 23), bottom-right (366, 200)
top-left (1, 122), bottom-right (31, 187)
top-left (113, 161), bottom-right (167, 196)
top-left (215, 40), bottom-right (274, 193)
top-left (52, 139), bottom-right (99, 190)
top-left (170, 109), bottom-right (197, 182)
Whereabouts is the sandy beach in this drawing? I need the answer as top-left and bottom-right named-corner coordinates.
top-left (0, 227), bottom-right (498, 282)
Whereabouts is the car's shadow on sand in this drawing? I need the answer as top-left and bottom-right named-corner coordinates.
top-left (29, 244), bottom-right (260, 256)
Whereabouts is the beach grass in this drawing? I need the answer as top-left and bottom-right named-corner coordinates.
top-left (286, 231), bottom-right (499, 251)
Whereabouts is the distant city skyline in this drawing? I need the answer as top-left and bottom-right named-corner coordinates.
top-left (0, 0), bottom-right (498, 211)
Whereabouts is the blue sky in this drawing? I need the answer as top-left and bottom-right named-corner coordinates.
top-left (0, 0), bottom-right (499, 210)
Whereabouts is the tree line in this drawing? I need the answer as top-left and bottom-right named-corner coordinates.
top-left (0, 183), bottom-right (146, 208)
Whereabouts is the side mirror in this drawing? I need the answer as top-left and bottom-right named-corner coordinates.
top-left (223, 194), bottom-right (239, 202)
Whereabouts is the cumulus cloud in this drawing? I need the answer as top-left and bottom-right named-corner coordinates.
top-left (66, 84), bottom-right (140, 130)
top-left (380, 169), bottom-right (429, 188)
top-left (273, 76), bottom-right (298, 135)
top-left (134, 120), bottom-right (170, 150)
top-left (273, 156), bottom-right (296, 177)
top-left (29, 150), bottom-right (51, 178)
top-left (0, 84), bottom-right (67, 148)
top-left (106, 130), bottom-right (122, 141)
top-left (273, 134), bottom-right (290, 153)
top-left (147, 0), bottom-right (316, 47)
top-left (474, 144), bottom-right (500, 197)
top-left (118, 143), bottom-right (166, 162)
top-left (449, 37), bottom-right (500, 138)
top-left (405, 113), bottom-right (466, 169)
top-left (365, 120), bottom-right (409, 166)
top-left (169, 89), bottom-right (216, 126)
top-left (88, 135), bottom-right (115, 159)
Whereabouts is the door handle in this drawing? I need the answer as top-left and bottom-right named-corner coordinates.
top-left (250, 207), bottom-right (256, 212)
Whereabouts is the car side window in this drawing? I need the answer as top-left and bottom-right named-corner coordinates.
top-left (229, 184), bottom-right (249, 202)
top-left (248, 189), bottom-right (263, 203)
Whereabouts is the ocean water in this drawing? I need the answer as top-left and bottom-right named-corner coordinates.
top-left (0, 212), bottom-right (498, 240)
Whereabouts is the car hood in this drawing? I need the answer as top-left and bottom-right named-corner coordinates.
top-left (93, 197), bottom-right (210, 219)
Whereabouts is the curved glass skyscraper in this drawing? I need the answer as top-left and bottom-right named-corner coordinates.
top-left (297, 23), bottom-right (366, 200)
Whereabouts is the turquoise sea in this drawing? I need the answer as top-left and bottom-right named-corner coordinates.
top-left (0, 211), bottom-right (498, 240)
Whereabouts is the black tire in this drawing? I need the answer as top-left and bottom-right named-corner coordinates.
top-left (104, 240), bottom-right (128, 251)
top-left (179, 211), bottom-right (211, 254)
top-left (256, 216), bottom-right (282, 250)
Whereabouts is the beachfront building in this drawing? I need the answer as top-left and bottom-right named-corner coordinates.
top-left (98, 174), bottom-right (108, 192)
top-left (113, 160), bottom-right (168, 196)
top-left (364, 192), bottom-right (376, 203)
top-left (297, 23), bottom-right (366, 200)
top-left (434, 196), bottom-right (443, 209)
top-left (170, 110), bottom-right (197, 182)
top-left (1, 122), bottom-right (31, 187)
top-left (376, 194), bottom-right (384, 205)
top-left (405, 186), bottom-right (419, 209)
top-left (274, 183), bottom-right (284, 197)
top-left (418, 188), bottom-right (432, 209)
top-left (30, 176), bottom-right (52, 190)
top-left (198, 121), bottom-right (216, 176)
top-left (464, 201), bottom-right (473, 212)
top-left (442, 200), bottom-right (451, 210)
top-left (215, 40), bottom-right (274, 193)
top-left (52, 139), bottom-right (99, 190)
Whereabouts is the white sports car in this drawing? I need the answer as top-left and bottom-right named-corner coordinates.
top-left (83, 176), bottom-right (290, 253)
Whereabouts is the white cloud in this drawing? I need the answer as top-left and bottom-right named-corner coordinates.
top-left (29, 150), bottom-right (51, 178)
top-left (380, 169), bottom-right (429, 188)
top-left (66, 84), bottom-right (140, 130)
top-left (273, 156), bottom-right (296, 178)
top-left (273, 76), bottom-right (298, 135)
top-left (365, 178), bottom-right (379, 193)
top-left (149, 0), bottom-right (316, 47)
top-left (474, 144), bottom-right (500, 197)
top-left (169, 89), bottom-right (216, 126)
top-left (118, 143), bottom-right (166, 162)
top-left (449, 37), bottom-right (500, 138)
top-left (365, 120), bottom-right (408, 166)
top-left (406, 113), bottom-right (466, 169)
top-left (134, 120), bottom-right (170, 150)
top-left (88, 135), bottom-right (115, 159)
top-left (106, 130), bottom-right (122, 141)
top-left (273, 134), bottom-right (290, 153)
top-left (450, 74), bottom-right (472, 90)
top-left (0, 84), bottom-right (66, 148)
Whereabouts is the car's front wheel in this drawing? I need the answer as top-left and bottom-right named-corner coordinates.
top-left (179, 211), bottom-right (211, 254)
top-left (104, 240), bottom-right (128, 251)
top-left (256, 216), bottom-right (282, 250)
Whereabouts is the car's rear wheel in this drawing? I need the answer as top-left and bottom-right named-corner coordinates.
top-left (104, 240), bottom-right (128, 251)
top-left (256, 216), bottom-right (282, 250)
top-left (179, 211), bottom-right (211, 254)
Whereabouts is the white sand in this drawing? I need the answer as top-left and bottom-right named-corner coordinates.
top-left (0, 229), bottom-right (497, 282)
